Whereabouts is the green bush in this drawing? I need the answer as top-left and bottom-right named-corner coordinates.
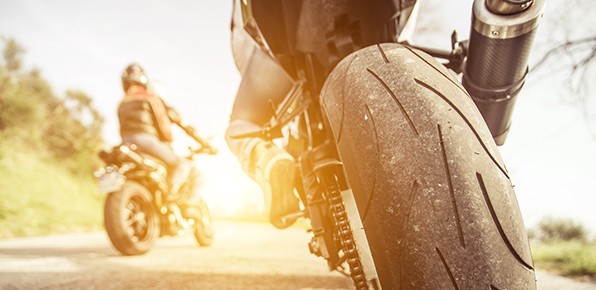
top-left (535, 217), bottom-right (587, 242)
top-left (0, 38), bottom-right (104, 175)
top-left (532, 241), bottom-right (596, 277)
top-left (0, 38), bottom-right (105, 237)
top-left (529, 217), bottom-right (595, 278)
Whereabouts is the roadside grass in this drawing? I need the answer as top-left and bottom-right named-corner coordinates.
top-left (529, 216), bottom-right (596, 279)
top-left (0, 141), bottom-right (104, 238)
top-left (532, 241), bottom-right (596, 278)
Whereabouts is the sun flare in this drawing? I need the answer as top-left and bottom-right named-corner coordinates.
top-left (192, 151), bottom-right (265, 222)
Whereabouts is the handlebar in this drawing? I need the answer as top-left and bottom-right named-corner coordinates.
top-left (189, 144), bottom-right (218, 156)
top-left (188, 133), bottom-right (218, 156)
top-left (181, 126), bottom-right (218, 157)
top-left (171, 118), bottom-right (218, 156)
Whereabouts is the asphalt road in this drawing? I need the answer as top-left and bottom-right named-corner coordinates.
top-left (0, 221), bottom-right (594, 290)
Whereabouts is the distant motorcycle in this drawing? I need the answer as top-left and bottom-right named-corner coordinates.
top-left (96, 134), bottom-right (217, 256)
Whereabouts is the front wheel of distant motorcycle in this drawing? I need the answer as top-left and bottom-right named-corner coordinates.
top-left (320, 43), bottom-right (536, 289)
top-left (104, 181), bottom-right (160, 256)
top-left (192, 198), bottom-right (214, 247)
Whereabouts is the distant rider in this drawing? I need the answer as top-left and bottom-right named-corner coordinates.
top-left (118, 63), bottom-right (192, 195)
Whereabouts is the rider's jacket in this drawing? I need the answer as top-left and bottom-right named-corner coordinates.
top-left (118, 86), bottom-right (173, 142)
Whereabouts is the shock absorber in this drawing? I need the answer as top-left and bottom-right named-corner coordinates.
top-left (463, 0), bottom-right (545, 145)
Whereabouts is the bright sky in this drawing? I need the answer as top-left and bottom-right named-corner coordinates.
top-left (1, 0), bottom-right (594, 233)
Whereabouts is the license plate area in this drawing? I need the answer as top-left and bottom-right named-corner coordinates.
top-left (98, 171), bottom-right (125, 194)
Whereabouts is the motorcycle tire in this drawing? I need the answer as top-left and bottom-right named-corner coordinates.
top-left (320, 43), bottom-right (536, 289)
top-left (192, 198), bottom-right (214, 247)
top-left (104, 181), bottom-right (160, 256)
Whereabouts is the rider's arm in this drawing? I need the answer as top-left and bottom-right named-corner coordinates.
top-left (166, 105), bottom-right (211, 148)
top-left (166, 106), bottom-right (184, 126)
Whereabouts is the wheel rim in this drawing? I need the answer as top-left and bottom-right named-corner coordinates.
top-left (124, 194), bottom-right (150, 242)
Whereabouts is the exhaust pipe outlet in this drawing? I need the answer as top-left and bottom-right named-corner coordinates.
top-left (463, 0), bottom-right (545, 145)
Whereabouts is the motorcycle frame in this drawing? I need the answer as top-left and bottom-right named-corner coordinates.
top-left (263, 52), bottom-right (384, 282)
top-left (99, 145), bottom-right (194, 234)
top-left (237, 11), bottom-right (465, 284)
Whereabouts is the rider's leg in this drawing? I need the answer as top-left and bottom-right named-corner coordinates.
top-left (228, 14), bottom-right (300, 228)
top-left (169, 161), bottom-right (192, 195)
top-left (226, 119), bottom-right (300, 229)
top-left (122, 133), bottom-right (191, 194)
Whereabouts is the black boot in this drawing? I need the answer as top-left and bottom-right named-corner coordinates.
top-left (254, 142), bottom-right (300, 229)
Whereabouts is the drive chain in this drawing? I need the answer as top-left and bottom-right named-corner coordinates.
top-left (322, 174), bottom-right (368, 289)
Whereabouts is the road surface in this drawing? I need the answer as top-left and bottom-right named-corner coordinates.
top-left (0, 221), bottom-right (594, 289)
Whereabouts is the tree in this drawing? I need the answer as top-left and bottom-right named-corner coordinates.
top-left (44, 90), bottom-right (105, 173)
top-left (532, 36), bottom-right (596, 108)
top-left (0, 38), bottom-right (104, 174)
top-left (530, 0), bottom-right (596, 123)
top-left (535, 217), bottom-right (587, 242)
top-left (1, 37), bottom-right (24, 74)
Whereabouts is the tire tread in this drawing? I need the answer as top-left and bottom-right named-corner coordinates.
top-left (321, 43), bottom-right (535, 289)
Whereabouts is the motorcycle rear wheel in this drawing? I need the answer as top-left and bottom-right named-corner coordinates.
top-left (104, 181), bottom-right (160, 256)
top-left (320, 43), bottom-right (536, 289)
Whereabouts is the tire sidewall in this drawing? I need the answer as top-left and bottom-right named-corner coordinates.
top-left (192, 199), bottom-right (214, 247)
top-left (104, 181), bottom-right (160, 255)
top-left (319, 43), bottom-right (535, 289)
